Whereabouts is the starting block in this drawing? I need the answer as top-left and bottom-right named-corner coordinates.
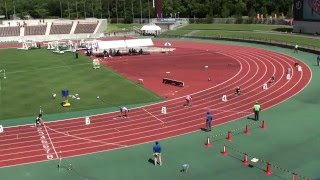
top-left (286, 73), bottom-right (291, 80)
top-left (298, 65), bottom-right (302, 72)
top-left (263, 83), bottom-right (268, 90)
top-left (161, 106), bottom-right (167, 114)
top-left (0, 125), bottom-right (3, 133)
top-left (222, 95), bottom-right (227, 102)
top-left (85, 116), bottom-right (91, 125)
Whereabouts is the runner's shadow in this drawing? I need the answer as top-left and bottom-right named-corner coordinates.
top-left (148, 158), bottom-right (154, 165)
top-left (200, 128), bottom-right (210, 132)
top-left (247, 116), bottom-right (256, 121)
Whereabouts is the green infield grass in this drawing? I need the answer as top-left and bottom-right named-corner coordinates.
top-left (105, 23), bottom-right (142, 32)
top-left (162, 24), bottom-right (320, 49)
top-left (0, 48), bottom-right (163, 121)
top-left (179, 24), bottom-right (292, 32)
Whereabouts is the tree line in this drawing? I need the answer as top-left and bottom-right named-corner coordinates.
top-left (0, 0), bottom-right (293, 21)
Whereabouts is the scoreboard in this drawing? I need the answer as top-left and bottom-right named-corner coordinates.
top-left (294, 0), bottom-right (320, 21)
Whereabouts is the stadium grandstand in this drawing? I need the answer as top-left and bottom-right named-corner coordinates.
top-left (293, 0), bottom-right (320, 34)
top-left (0, 19), bottom-right (107, 42)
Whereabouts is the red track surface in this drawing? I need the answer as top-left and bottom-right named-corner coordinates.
top-left (0, 41), bottom-right (311, 168)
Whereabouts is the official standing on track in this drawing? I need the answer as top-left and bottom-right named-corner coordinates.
top-left (317, 54), bottom-right (320, 66)
top-left (153, 141), bottom-right (162, 166)
top-left (253, 102), bottom-right (261, 121)
top-left (206, 112), bottom-right (213, 131)
top-left (36, 114), bottom-right (43, 127)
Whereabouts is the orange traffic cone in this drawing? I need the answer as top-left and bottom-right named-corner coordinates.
top-left (261, 120), bottom-right (266, 129)
top-left (205, 137), bottom-right (211, 147)
top-left (226, 131), bottom-right (232, 141)
top-left (265, 162), bottom-right (272, 175)
top-left (243, 153), bottom-right (249, 165)
top-left (245, 125), bottom-right (250, 135)
top-left (221, 145), bottom-right (228, 156)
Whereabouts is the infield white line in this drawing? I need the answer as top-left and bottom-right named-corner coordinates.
top-left (142, 108), bottom-right (165, 124)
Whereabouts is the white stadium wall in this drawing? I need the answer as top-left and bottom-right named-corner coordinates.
top-left (293, 21), bottom-right (320, 34)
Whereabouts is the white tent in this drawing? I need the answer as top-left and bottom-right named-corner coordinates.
top-left (140, 24), bottom-right (161, 31)
top-left (140, 24), bottom-right (161, 35)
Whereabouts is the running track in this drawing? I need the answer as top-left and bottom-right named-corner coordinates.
top-left (0, 41), bottom-right (312, 168)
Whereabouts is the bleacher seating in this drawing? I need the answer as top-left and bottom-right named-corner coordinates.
top-left (25, 25), bottom-right (47, 36)
top-left (0, 27), bottom-right (20, 37)
top-left (50, 24), bottom-right (72, 34)
top-left (74, 23), bottom-right (98, 34)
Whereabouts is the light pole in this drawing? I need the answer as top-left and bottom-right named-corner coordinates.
top-left (76, 0), bottom-right (79, 19)
top-left (139, 0), bottom-right (142, 24)
top-left (99, 0), bottom-right (102, 19)
top-left (5, 1), bottom-right (8, 20)
top-left (123, 0), bottom-right (126, 20)
top-left (148, 0), bottom-right (150, 23)
top-left (60, 1), bottom-right (63, 18)
top-left (116, 0), bottom-right (118, 24)
top-left (131, 0), bottom-right (134, 23)
top-left (107, 0), bottom-right (110, 21)
top-left (68, 1), bottom-right (70, 19)
top-left (13, 0), bottom-right (16, 16)
top-left (84, 0), bottom-right (86, 19)
top-left (91, 0), bottom-right (94, 18)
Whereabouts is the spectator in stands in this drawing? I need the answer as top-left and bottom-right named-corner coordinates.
top-left (153, 141), bottom-right (162, 166)
top-left (234, 86), bottom-right (241, 96)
